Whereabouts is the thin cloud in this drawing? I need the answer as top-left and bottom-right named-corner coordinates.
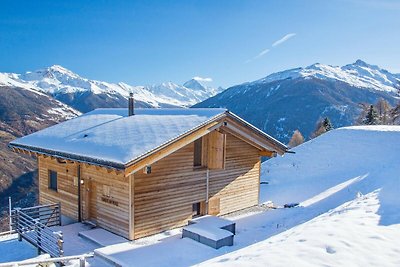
top-left (245, 32), bottom-right (296, 63)
top-left (245, 48), bottom-right (270, 63)
top-left (272, 33), bottom-right (296, 47)
top-left (193, 76), bottom-right (212, 82)
top-left (255, 48), bottom-right (270, 59)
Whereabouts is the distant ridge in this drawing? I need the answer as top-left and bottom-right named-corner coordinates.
top-left (194, 60), bottom-right (400, 141)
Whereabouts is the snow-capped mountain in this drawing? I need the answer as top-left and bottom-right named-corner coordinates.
top-left (255, 60), bottom-right (400, 92)
top-left (0, 65), bottom-right (223, 112)
top-left (194, 60), bottom-right (400, 142)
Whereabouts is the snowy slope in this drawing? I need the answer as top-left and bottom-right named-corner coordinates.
top-left (1, 126), bottom-right (399, 266)
top-left (0, 66), bottom-right (222, 112)
top-left (200, 126), bottom-right (400, 267)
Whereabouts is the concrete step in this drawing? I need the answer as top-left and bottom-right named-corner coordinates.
top-left (78, 228), bottom-right (128, 247)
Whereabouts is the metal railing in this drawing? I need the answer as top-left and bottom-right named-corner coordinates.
top-left (11, 203), bottom-right (64, 258)
top-left (0, 253), bottom-right (94, 267)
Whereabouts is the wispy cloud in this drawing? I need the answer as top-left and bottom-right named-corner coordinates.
top-left (255, 48), bottom-right (270, 59)
top-left (193, 76), bottom-right (212, 82)
top-left (245, 32), bottom-right (296, 63)
top-left (245, 48), bottom-right (270, 63)
top-left (272, 33), bottom-right (296, 47)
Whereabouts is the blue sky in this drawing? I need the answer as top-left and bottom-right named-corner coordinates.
top-left (0, 0), bottom-right (399, 88)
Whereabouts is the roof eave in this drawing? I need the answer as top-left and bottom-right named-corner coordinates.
top-left (225, 111), bottom-right (288, 154)
top-left (8, 142), bottom-right (125, 170)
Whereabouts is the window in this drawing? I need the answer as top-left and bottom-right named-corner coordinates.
top-left (193, 138), bottom-right (203, 167)
top-left (48, 170), bottom-right (58, 191)
top-left (192, 202), bottom-right (201, 217)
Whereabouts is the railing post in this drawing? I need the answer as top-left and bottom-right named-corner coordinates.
top-left (35, 220), bottom-right (41, 255)
top-left (55, 231), bottom-right (64, 257)
top-left (15, 208), bottom-right (21, 242)
top-left (58, 202), bottom-right (62, 226)
top-left (8, 197), bottom-right (12, 232)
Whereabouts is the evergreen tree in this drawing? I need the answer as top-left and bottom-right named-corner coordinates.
top-left (322, 117), bottom-right (333, 131)
top-left (288, 130), bottom-right (304, 148)
top-left (363, 105), bottom-right (380, 125)
top-left (312, 117), bottom-right (333, 138)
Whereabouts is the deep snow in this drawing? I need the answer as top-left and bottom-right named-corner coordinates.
top-left (1, 126), bottom-right (399, 266)
top-left (10, 108), bottom-right (227, 165)
top-left (202, 125), bottom-right (400, 266)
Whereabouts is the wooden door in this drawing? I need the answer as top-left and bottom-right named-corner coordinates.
top-left (82, 178), bottom-right (92, 221)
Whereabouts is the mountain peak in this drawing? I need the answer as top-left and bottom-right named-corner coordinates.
top-left (46, 65), bottom-right (80, 78)
top-left (183, 78), bottom-right (206, 91)
top-left (354, 59), bottom-right (369, 67)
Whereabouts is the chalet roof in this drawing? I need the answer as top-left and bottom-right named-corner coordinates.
top-left (9, 108), bottom-right (287, 169)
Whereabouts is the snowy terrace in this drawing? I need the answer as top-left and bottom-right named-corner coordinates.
top-left (1, 125), bottom-right (400, 266)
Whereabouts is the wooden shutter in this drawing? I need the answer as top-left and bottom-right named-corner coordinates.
top-left (207, 131), bottom-right (226, 169)
top-left (193, 138), bottom-right (203, 167)
top-left (208, 197), bottom-right (220, 215)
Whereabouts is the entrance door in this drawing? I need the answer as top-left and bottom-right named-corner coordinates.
top-left (82, 178), bottom-right (93, 221)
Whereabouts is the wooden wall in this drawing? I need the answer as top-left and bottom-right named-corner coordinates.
top-left (208, 134), bottom-right (260, 215)
top-left (38, 156), bottom-right (79, 220)
top-left (80, 165), bottom-right (130, 238)
top-left (132, 132), bottom-right (260, 239)
top-left (37, 131), bottom-right (261, 241)
top-left (38, 156), bottom-right (130, 238)
top-left (133, 144), bottom-right (207, 239)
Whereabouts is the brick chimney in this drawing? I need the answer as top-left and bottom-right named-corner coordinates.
top-left (128, 93), bottom-right (134, 116)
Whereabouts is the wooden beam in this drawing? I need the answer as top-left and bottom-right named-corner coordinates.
top-left (223, 117), bottom-right (285, 154)
top-left (128, 174), bottom-right (135, 240)
top-left (125, 121), bottom-right (220, 176)
top-left (259, 150), bottom-right (277, 157)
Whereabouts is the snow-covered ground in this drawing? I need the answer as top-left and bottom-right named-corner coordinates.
top-left (203, 125), bottom-right (400, 266)
top-left (1, 125), bottom-right (399, 266)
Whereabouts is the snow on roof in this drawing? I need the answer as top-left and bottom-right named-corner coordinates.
top-left (10, 108), bottom-right (227, 168)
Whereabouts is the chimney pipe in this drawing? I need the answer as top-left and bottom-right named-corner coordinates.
top-left (128, 93), bottom-right (134, 116)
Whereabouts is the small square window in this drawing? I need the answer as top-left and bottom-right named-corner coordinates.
top-left (192, 202), bottom-right (204, 218)
top-left (48, 170), bottom-right (57, 191)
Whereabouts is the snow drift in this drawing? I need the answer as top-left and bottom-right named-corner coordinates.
top-left (201, 125), bottom-right (400, 266)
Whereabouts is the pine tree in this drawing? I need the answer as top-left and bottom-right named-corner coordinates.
top-left (322, 117), bottom-right (333, 131)
top-left (312, 117), bottom-right (333, 138)
top-left (363, 105), bottom-right (380, 125)
top-left (288, 130), bottom-right (304, 148)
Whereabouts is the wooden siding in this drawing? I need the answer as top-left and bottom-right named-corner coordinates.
top-left (38, 156), bottom-right (130, 238)
top-left (133, 132), bottom-right (260, 239)
top-left (37, 131), bottom-right (260, 240)
top-left (80, 165), bottom-right (130, 238)
top-left (208, 134), bottom-right (260, 215)
top-left (38, 156), bottom-right (79, 220)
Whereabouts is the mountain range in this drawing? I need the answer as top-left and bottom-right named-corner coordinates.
top-left (194, 60), bottom-right (400, 141)
top-left (0, 60), bottom-right (399, 230)
top-left (0, 65), bottom-right (223, 112)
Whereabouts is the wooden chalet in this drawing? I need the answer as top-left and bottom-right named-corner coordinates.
top-left (9, 99), bottom-right (287, 240)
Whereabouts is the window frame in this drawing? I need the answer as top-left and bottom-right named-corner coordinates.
top-left (193, 138), bottom-right (203, 168)
top-left (48, 170), bottom-right (58, 192)
top-left (192, 202), bottom-right (202, 218)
